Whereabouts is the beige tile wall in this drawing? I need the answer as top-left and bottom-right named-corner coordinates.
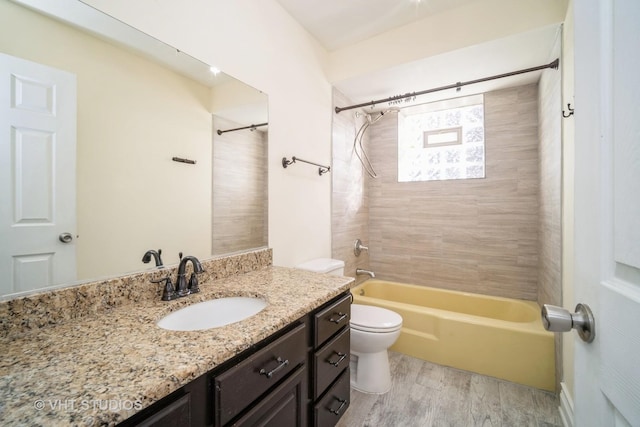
top-left (538, 67), bottom-right (562, 308)
top-left (363, 84), bottom-right (541, 300)
top-left (332, 83), bottom-right (563, 303)
top-left (212, 116), bottom-right (268, 255)
top-left (331, 90), bottom-right (370, 284)
top-left (538, 36), bottom-right (563, 390)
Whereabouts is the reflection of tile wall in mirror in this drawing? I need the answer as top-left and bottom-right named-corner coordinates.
top-left (212, 115), bottom-right (268, 256)
top-left (0, 0), bottom-right (268, 299)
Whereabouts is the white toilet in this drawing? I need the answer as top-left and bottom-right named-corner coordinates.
top-left (349, 304), bottom-right (402, 394)
top-left (295, 258), bottom-right (403, 394)
top-left (295, 258), bottom-right (345, 276)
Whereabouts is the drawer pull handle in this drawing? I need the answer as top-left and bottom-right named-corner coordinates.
top-left (327, 352), bottom-right (347, 367)
top-left (329, 312), bottom-right (348, 324)
top-left (259, 357), bottom-right (289, 379)
top-left (329, 398), bottom-right (347, 416)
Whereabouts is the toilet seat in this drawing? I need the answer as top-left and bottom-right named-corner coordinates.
top-left (350, 304), bottom-right (402, 333)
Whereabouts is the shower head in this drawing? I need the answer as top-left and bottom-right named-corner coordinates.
top-left (366, 107), bottom-right (401, 124)
top-left (356, 106), bottom-right (400, 121)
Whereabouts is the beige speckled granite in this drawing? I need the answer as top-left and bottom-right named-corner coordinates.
top-left (0, 248), bottom-right (272, 338)
top-left (0, 250), bottom-right (354, 426)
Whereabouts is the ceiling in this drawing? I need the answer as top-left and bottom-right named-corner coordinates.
top-left (275, 0), bottom-right (483, 51)
top-left (275, 0), bottom-right (563, 110)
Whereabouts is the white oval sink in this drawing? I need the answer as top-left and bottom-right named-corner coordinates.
top-left (157, 297), bottom-right (267, 331)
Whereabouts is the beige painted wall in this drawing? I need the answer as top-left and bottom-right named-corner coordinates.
top-left (0, 1), bottom-right (212, 279)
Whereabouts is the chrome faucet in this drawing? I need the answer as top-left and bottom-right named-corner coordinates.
top-left (176, 255), bottom-right (205, 297)
top-left (356, 268), bottom-right (375, 278)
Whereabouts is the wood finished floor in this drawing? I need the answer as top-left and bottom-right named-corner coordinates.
top-left (336, 352), bottom-right (562, 427)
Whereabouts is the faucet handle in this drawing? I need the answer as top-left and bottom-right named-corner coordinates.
top-left (188, 273), bottom-right (200, 294)
top-left (354, 239), bottom-right (369, 256)
top-left (151, 276), bottom-right (178, 301)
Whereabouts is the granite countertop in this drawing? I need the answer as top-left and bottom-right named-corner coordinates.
top-left (0, 266), bottom-right (354, 426)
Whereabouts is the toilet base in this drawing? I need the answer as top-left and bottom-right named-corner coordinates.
top-left (350, 350), bottom-right (391, 394)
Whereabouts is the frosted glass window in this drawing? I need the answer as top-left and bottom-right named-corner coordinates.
top-left (424, 127), bottom-right (462, 146)
top-left (398, 95), bottom-right (485, 182)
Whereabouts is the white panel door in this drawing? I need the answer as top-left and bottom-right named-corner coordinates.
top-left (0, 52), bottom-right (76, 296)
top-left (573, 1), bottom-right (640, 426)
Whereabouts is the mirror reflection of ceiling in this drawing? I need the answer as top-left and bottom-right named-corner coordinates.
top-left (0, 0), bottom-right (268, 299)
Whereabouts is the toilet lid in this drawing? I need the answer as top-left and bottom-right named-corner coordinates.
top-left (350, 304), bottom-right (402, 333)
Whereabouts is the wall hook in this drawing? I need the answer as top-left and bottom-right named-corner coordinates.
top-left (562, 103), bottom-right (574, 118)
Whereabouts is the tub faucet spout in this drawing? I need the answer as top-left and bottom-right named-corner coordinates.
top-left (356, 268), bottom-right (375, 278)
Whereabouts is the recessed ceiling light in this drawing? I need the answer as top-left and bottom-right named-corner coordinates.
top-left (209, 66), bottom-right (221, 75)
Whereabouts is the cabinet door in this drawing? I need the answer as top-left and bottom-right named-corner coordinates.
top-left (136, 394), bottom-right (190, 427)
top-left (232, 366), bottom-right (307, 427)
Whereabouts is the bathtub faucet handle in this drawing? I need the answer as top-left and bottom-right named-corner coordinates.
top-left (354, 239), bottom-right (369, 256)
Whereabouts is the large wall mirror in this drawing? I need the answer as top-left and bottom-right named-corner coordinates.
top-left (0, 0), bottom-right (268, 299)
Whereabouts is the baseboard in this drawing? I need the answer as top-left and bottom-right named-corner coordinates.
top-left (559, 382), bottom-right (575, 427)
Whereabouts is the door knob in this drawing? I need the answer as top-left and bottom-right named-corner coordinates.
top-left (541, 303), bottom-right (595, 343)
top-left (58, 232), bottom-right (73, 243)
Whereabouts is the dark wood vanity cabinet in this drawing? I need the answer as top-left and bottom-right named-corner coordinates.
top-left (120, 291), bottom-right (350, 427)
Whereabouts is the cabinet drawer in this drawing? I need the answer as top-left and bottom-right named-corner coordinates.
top-left (313, 328), bottom-right (349, 399)
top-left (232, 365), bottom-right (307, 427)
top-left (314, 294), bottom-right (351, 347)
top-left (313, 369), bottom-right (350, 427)
top-left (214, 323), bottom-right (307, 426)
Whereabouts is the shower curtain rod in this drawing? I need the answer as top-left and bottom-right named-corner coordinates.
top-left (334, 58), bottom-right (559, 114)
top-left (216, 122), bottom-right (268, 135)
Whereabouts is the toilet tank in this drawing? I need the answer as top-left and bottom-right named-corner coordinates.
top-left (295, 258), bottom-right (345, 276)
